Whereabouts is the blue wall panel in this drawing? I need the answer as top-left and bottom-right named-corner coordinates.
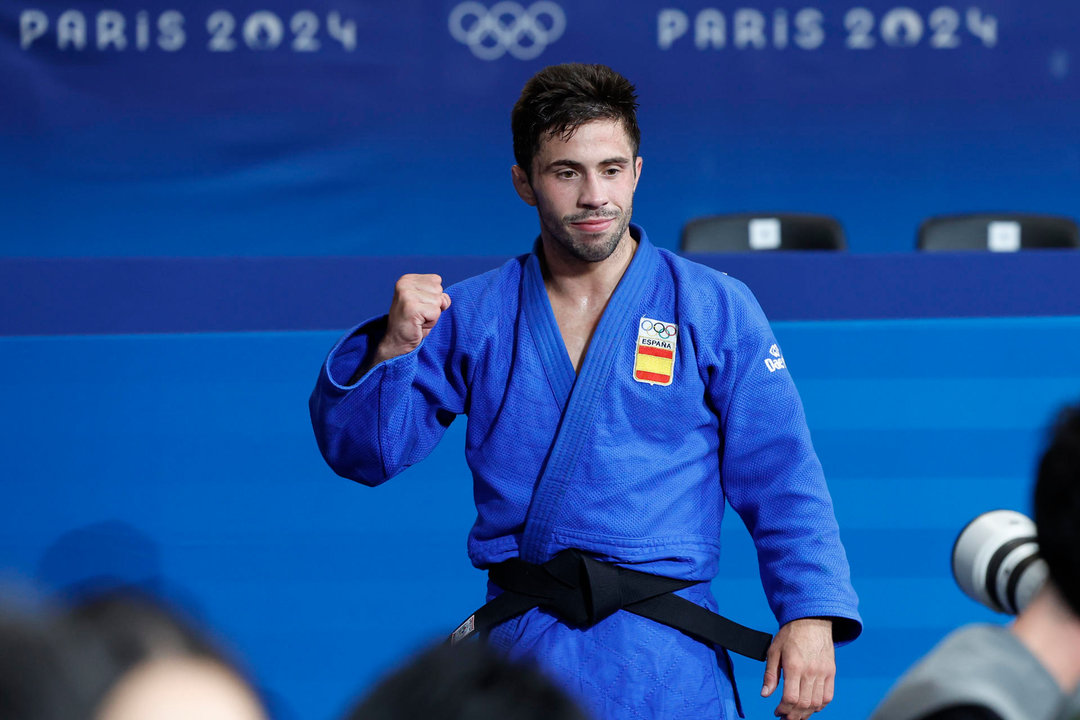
top-left (3, 317), bottom-right (1079, 718)
top-left (0, 331), bottom-right (476, 719)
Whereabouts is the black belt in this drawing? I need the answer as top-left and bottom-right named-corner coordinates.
top-left (449, 549), bottom-right (772, 662)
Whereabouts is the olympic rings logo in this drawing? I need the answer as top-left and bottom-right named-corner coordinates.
top-left (448, 1), bottom-right (566, 61)
top-left (640, 319), bottom-right (678, 340)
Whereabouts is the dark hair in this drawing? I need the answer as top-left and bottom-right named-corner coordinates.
top-left (0, 602), bottom-right (101, 720)
top-left (512, 63), bottom-right (640, 176)
top-left (63, 588), bottom-right (258, 714)
top-left (65, 589), bottom-right (225, 673)
top-left (1034, 403), bottom-right (1080, 616)
top-left (345, 642), bottom-right (589, 720)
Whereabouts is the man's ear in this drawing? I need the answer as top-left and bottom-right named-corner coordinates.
top-left (633, 156), bottom-right (643, 191)
top-left (511, 165), bottom-right (537, 207)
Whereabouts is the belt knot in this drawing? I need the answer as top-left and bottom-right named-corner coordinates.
top-left (490, 549), bottom-right (625, 627)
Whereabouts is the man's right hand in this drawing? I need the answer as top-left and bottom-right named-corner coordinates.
top-left (372, 274), bottom-right (451, 366)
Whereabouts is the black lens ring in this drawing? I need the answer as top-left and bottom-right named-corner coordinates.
top-left (985, 536), bottom-right (1037, 613)
top-left (1004, 551), bottom-right (1042, 615)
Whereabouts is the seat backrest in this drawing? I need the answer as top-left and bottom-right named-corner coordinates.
top-left (680, 213), bottom-right (846, 253)
top-left (918, 214), bottom-right (1080, 252)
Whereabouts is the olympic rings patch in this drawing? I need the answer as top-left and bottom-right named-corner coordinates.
top-left (448, 1), bottom-right (566, 61)
top-left (640, 318), bottom-right (678, 341)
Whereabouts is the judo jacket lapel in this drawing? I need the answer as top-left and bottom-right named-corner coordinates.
top-left (521, 251), bottom-right (576, 411)
top-left (519, 228), bottom-right (659, 563)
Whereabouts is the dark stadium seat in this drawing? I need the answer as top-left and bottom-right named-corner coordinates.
top-left (680, 213), bottom-right (846, 253)
top-left (918, 214), bottom-right (1080, 252)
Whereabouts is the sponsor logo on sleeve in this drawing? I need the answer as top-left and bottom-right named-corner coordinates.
top-left (634, 317), bottom-right (677, 386)
top-left (765, 343), bottom-right (787, 372)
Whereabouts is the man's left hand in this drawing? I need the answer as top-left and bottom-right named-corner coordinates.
top-left (760, 617), bottom-right (835, 720)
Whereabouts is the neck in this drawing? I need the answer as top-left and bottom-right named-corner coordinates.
top-left (539, 229), bottom-right (638, 303)
top-left (1011, 583), bottom-right (1080, 694)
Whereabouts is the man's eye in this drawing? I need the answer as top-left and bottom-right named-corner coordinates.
top-left (557, 170), bottom-right (577, 179)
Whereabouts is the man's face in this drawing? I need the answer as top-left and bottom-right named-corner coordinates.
top-left (512, 118), bottom-right (642, 264)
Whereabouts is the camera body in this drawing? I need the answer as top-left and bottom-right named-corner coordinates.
top-left (952, 509), bottom-right (1048, 615)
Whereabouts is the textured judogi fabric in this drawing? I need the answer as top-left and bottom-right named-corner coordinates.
top-left (869, 624), bottom-right (1064, 720)
top-left (310, 226), bottom-right (861, 720)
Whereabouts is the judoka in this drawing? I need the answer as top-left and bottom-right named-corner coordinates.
top-left (310, 63), bottom-right (861, 720)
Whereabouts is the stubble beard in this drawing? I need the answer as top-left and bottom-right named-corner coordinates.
top-left (543, 205), bottom-right (633, 264)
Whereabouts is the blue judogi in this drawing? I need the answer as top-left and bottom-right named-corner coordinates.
top-left (310, 226), bottom-right (861, 719)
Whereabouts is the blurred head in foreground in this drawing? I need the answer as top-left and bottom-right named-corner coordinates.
top-left (1035, 403), bottom-right (1080, 619)
top-left (67, 588), bottom-right (267, 720)
top-left (346, 641), bottom-right (590, 720)
top-left (95, 655), bottom-right (265, 720)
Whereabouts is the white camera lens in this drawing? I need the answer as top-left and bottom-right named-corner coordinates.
top-left (952, 510), bottom-right (1047, 615)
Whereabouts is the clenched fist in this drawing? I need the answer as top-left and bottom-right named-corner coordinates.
top-left (373, 273), bottom-right (452, 365)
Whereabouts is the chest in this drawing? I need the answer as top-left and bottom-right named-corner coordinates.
top-left (549, 298), bottom-right (605, 373)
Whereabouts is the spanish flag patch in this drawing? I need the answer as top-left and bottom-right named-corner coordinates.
top-left (634, 317), bottom-right (677, 386)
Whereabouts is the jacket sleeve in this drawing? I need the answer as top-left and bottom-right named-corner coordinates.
top-left (308, 301), bottom-right (471, 487)
top-left (708, 281), bottom-right (862, 644)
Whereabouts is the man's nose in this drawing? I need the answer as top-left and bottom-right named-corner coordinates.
top-left (578, 172), bottom-right (608, 209)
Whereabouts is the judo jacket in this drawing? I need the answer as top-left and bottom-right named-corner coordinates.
top-left (310, 226), bottom-right (861, 719)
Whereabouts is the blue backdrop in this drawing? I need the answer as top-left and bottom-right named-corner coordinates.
top-left (3, 310), bottom-right (1079, 719)
top-left (4, 1), bottom-right (1080, 718)
top-left (2, 0), bottom-right (1079, 255)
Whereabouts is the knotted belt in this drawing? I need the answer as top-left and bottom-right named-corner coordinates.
top-left (448, 549), bottom-right (772, 661)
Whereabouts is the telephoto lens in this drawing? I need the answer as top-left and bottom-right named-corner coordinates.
top-left (952, 509), bottom-right (1048, 615)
